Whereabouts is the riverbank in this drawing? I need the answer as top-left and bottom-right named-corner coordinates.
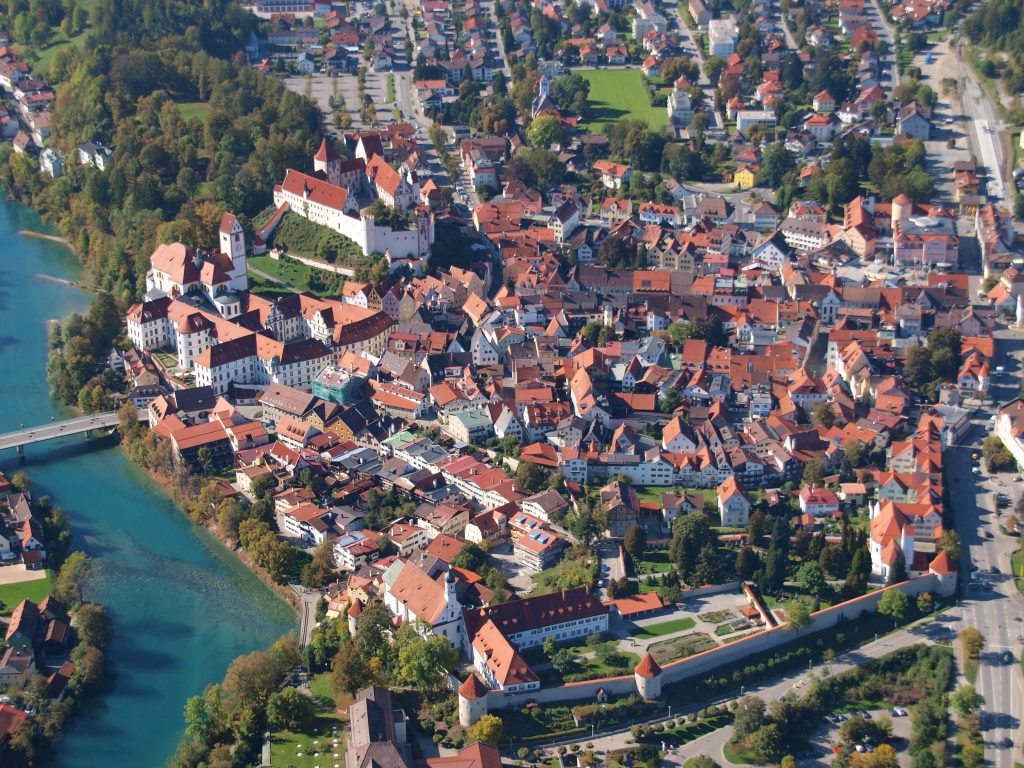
top-left (0, 196), bottom-right (296, 768)
top-left (116, 411), bottom-right (306, 622)
top-left (0, 476), bottom-right (116, 767)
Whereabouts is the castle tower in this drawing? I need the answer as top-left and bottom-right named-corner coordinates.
top-left (314, 137), bottom-right (342, 187)
top-left (219, 212), bottom-right (248, 292)
top-left (347, 598), bottom-right (363, 637)
top-left (891, 193), bottom-right (911, 230)
top-left (634, 652), bottom-right (663, 701)
top-left (458, 673), bottom-right (490, 727)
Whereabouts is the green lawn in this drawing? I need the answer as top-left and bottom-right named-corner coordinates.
top-left (632, 486), bottom-right (716, 507)
top-left (248, 255), bottom-right (339, 297)
top-left (723, 739), bottom-right (759, 765)
top-left (32, 32), bottom-right (88, 75)
top-left (578, 69), bottom-right (668, 133)
top-left (152, 349), bottom-right (179, 370)
top-left (638, 550), bottom-right (673, 574)
top-left (308, 672), bottom-right (334, 704)
top-left (1012, 549), bottom-right (1024, 597)
top-left (177, 101), bottom-right (213, 124)
top-left (965, 656), bottom-right (978, 683)
top-left (249, 273), bottom-right (298, 299)
top-left (634, 616), bottom-right (697, 638)
top-left (0, 570), bottom-right (53, 615)
top-left (632, 485), bottom-right (671, 504)
top-left (270, 713), bottom-right (346, 768)
top-left (525, 636), bottom-right (640, 684)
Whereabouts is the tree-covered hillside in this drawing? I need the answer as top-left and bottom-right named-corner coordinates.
top-left (962, 0), bottom-right (1024, 95)
top-left (0, 0), bottom-right (323, 304)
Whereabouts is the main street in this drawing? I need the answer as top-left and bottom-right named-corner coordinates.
top-left (955, 38), bottom-right (1009, 204)
top-left (948, 327), bottom-right (1024, 768)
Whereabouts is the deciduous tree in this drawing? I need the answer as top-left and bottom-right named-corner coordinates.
top-left (466, 714), bottom-right (504, 745)
top-left (733, 696), bottom-right (766, 740)
top-left (877, 589), bottom-right (909, 627)
top-left (267, 688), bottom-right (316, 732)
top-left (952, 684), bottom-right (984, 718)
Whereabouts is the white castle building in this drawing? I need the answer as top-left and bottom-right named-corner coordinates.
top-left (127, 210), bottom-right (393, 394)
top-left (272, 139), bottom-right (434, 261)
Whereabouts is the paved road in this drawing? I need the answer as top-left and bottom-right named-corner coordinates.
top-left (291, 583), bottom-right (323, 648)
top-left (946, 326), bottom-right (1024, 768)
top-left (662, 0), bottom-right (724, 132)
top-left (866, 0), bottom-right (899, 98)
top-left (955, 39), bottom-right (1008, 204)
top-left (0, 412), bottom-right (125, 451)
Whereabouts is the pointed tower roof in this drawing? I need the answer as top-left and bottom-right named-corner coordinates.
top-left (929, 550), bottom-right (956, 575)
top-left (219, 212), bottom-right (239, 233)
top-left (314, 137), bottom-right (339, 163)
top-left (634, 652), bottom-right (662, 679)
top-left (348, 598), bottom-right (363, 618)
top-left (459, 673), bottom-right (490, 699)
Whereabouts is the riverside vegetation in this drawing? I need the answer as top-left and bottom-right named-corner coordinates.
top-left (2, 474), bottom-right (115, 768)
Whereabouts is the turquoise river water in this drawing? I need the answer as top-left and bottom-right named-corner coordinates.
top-left (0, 198), bottom-right (296, 767)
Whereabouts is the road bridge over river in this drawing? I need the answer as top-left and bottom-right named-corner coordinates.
top-left (0, 412), bottom-right (139, 453)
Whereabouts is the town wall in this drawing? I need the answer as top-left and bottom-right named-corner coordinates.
top-left (486, 574), bottom-right (950, 710)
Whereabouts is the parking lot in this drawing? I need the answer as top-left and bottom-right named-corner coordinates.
top-left (798, 708), bottom-right (914, 767)
top-left (488, 541), bottom-right (536, 594)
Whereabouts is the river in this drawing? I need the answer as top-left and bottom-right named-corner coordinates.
top-left (0, 198), bottom-right (297, 767)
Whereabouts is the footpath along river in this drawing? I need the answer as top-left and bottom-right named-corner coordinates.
top-left (0, 197), bottom-right (296, 767)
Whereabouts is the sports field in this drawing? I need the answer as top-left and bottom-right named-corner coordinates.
top-left (578, 69), bottom-right (668, 133)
